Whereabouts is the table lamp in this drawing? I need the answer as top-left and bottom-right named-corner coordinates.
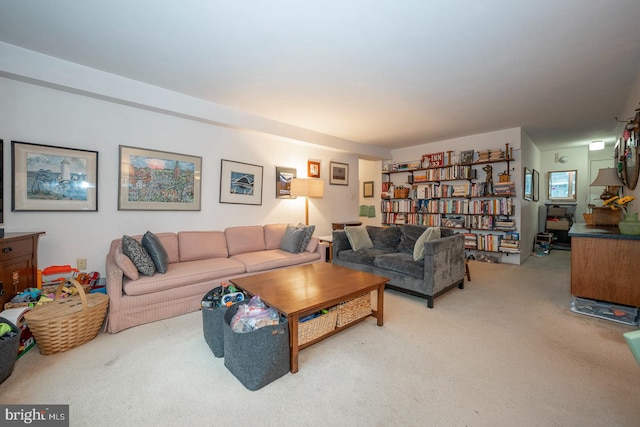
top-left (590, 168), bottom-right (621, 200)
top-left (290, 178), bottom-right (324, 225)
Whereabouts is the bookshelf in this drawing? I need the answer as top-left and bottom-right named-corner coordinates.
top-left (381, 145), bottom-right (520, 258)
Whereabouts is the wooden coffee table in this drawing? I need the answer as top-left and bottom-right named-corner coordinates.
top-left (230, 262), bottom-right (387, 373)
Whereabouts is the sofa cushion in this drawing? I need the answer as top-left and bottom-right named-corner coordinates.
top-left (306, 236), bottom-right (319, 253)
top-left (231, 249), bottom-right (320, 273)
top-left (142, 231), bottom-right (169, 273)
top-left (367, 226), bottom-right (402, 251)
top-left (413, 227), bottom-right (441, 261)
top-left (122, 258), bottom-right (246, 296)
top-left (114, 245), bottom-right (139, 281)
top-left (397, 224), bottom-right (431, 255)
top-left (374, 252), bottom-right (424, 279)
top-left (344, 226), bottom-right (373, 251)
top-left (297, 223), bottom-right (315, 252)
top-left (264, 224), bottom-right (287, 250)
top-left (225, 226), bottom-right (266, 256)
top-left (336, 248), bottom-right (392, 266)
top-left (280, 224), bottom-right (305, 253)
top-left (122, 235), bottom-right (156, 276)
top-left (178, 231), bottom-right (229, 261)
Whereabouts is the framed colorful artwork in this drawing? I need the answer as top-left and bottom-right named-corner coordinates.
top-left (276, 166), bottom-right (296, 199)
top-left (308, 160), bottom-right (320, 178)
top-left (118, 145), bottom-right (201, 210)
top-left (12, 141), bottom-right (98, 211)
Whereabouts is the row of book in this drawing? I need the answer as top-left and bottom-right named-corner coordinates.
top-left (382, 199), bottom-right (514, 216)
top-left (380, 212), bottom-right (517, 231)
top-left (464, 232), bottom-right (521, 253)
top-left (411, 165), bottom-right (477, 181)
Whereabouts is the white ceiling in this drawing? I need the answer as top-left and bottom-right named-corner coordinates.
top-left (1, 0), bottom-right (640, 152)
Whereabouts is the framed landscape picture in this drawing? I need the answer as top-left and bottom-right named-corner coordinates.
top-left (220, 159), bottom-right (263, 205)
top-left (330, 161), bottom-right (349, 185)
top-left (276, 166), bottom-right (296, 199)
top-left (118, 145), bottom-right (202, 211)
top-left (12, 141), bottom-right (98, 211)
top-left (523, 167), bottom-right (533, 201)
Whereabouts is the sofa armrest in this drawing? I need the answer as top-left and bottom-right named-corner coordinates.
top-left (422, 232), bottom-right (465, 293)
top-left (105, 240), bottom-right (125, 314)
top-left (331, 230), bottom-right (351, 261)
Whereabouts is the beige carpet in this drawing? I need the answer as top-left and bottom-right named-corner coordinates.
top-left (1, 251), bottom-right (639, 426)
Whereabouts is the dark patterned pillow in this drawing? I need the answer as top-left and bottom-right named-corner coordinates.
top-left (141, 231), bottom-right (169, 274)
top-left (297, 223), bottom-right (316, 252)
top-left (122, 235), bottom-right (156, 276)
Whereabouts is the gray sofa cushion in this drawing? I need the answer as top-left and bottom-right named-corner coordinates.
top-left (280, 225), bottom-right (305, 253)
top-left (367, 226), bottom-right (402, 251)
top-left (337, 248), bottom-right (394, 266)
top-left (374, 252), bottom-right (424, 279)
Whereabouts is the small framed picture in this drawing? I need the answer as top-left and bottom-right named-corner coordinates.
top-left (220, 159), bottom-right (263, 205)
top-left (276, 166), bottom-right (296, 199)
top-left (460, 150), bottom-right (475, 165)
top-left (308, 160), bottom-right (320, 178)
top-left (12, 141), bottom-right (98, 211)
top-left (363, 181), bottom-right (374, 198)
top-left (330, 161), bottom-right (349, 185)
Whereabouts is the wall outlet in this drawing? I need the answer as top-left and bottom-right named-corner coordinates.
top-left (77, 257), bottom-right (87, 271)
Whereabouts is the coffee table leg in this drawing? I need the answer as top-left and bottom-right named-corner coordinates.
top-left (289, 314), bottom-right (299, 373)
top-left (376, 283), bottom-right (384, 326)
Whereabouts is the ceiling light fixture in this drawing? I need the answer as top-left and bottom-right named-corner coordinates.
top-left (589, 140), bottom-right (604, 151)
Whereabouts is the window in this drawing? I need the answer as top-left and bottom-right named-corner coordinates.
top-left (548, 170), bottom-right (577, 202)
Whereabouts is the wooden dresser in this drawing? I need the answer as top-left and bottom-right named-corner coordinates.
top-left (569, 224), bottom-right (640, 307)
top-left (0, 232), bottom-right (45, 308)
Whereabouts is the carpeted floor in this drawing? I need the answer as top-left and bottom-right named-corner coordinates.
top-left (1, 250), bottom-right (639, 426)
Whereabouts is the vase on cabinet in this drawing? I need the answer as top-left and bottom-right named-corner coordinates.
top-left (617, 212), bottom-right (640, 235)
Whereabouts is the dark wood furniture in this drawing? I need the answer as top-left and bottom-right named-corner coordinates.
top-left (331, 221), bottom-right (362, 230)
top-left (569, 224), bottom-right (640, 307)
top-left (0, 232), bottom-right (45, 308)
top-left (230, 262), bottom-right (387, 373)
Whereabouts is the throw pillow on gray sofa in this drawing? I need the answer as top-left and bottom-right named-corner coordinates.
top-left (344, 226), bottom-right (373, 251)
top-left (396, 224), bottom-right (432, 255)
top-left (367, 226), bottom-right (402, 251)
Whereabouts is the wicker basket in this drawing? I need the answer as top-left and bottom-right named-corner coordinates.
top-left (298, 308), bottom-right (337, 345)
top-left (336, 294), bottom-right (372, 328)
top-left (24, 279), bottom-right (108, 355)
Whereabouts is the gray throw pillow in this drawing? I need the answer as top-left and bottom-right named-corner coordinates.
top-left (344, 226), bottom-right (374, 251)
top-left (367, 226), bottom-right (402, 251)
top-left (122, 235), bottom-right (156, 276)
top-left (280, 225), bottom-right (305, 253)
top-left (141, 231), bottom-right (169, 274)
top-left (413, 227), bottom-right (441, 261)
top-left (297, 223), bottom-right (316, 252)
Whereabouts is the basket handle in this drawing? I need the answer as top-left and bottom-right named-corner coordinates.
top-left (54, 278), bottom-right (89, 310)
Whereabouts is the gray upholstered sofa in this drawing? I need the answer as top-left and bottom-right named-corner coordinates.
top-left (332, 225), bottom-right (465, 308)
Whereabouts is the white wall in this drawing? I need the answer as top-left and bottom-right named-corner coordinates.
top-left (0, 77), bottom-right (360, 275)
top-left (357, 159), bottom-right (382, 227)
top-left (390, 128), bottom-right (523, 265)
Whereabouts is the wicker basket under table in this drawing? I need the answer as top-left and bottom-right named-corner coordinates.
top-left (298, 308), bottom-right (337, 345)
top-left (336, 294), bottom-right (372, 328)
top-left (24, 279), bottom-right (108, 355)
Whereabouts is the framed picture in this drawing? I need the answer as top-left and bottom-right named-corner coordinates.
top-left (12, 141), bottom-right (98, 211)
top-left (118, 145), bottom-right (201, 211)
top-left (220, 159), bottom-right (263, 205)
top-left (460, 150), bottom-right (475, 165)
top-left (276, 166), bottom-right (296, 199)
top-left (523, 167), bottom-right (533, 201)
top-left (330, 161), bottom-right (349, 185)
top-left (308, 160), bottom-right (320, 178)
top-left (363, 181), bottom-right (374, 197)
top-left (533, 169), bottom-right (540, 201)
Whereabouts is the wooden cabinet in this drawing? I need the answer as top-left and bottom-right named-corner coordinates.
top-left (0, 232), bottom-right (44, 308)
top-left (569, 224), bottom-right (640, 307)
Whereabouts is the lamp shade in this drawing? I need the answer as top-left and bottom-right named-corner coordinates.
top-left (590, 168), bottom-right (620, 186)
top-left (290, 178), bottom-right (324, 198)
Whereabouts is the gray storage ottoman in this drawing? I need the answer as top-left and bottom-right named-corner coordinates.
top-left (223, 301), bottom-right (290, 390)
top-left (0, 317), bottom-right (20, 384)
top-left (202, 305), bottom-right (226, 358)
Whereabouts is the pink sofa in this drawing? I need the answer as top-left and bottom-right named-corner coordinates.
top-left (105, 224), bottom-right (324, 333)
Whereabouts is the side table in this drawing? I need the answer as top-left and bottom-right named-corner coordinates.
top-left (317, 235), bottom-right (333, 262)
top-left (331, 221), bottom-right (362, 230)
